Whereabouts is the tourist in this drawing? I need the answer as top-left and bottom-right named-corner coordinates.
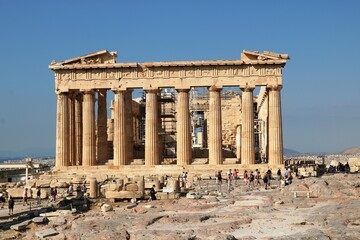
top-left (37, 188), bottom-right (41, 205)
top-left (23, 188), bottom-right (28, 206)
top-left (266, 169), bottom-right (272, 189)
top-left (344, 162), bottom-right (350, 174)
top-left (277, 168), bottom-right (282, 188)
top-left (215, 170), bottom-right (219, 184)
top-left (243, 170), bottom-right (248, 185)
top-left (284, 168), bottom-right (289, 179)
top-left (255, 169), bottom-right (261, 187)
top-left (233, 169), bottom-right (238, 186)
top-left (8, 196), bottom-right (14, 215)
top-left (217, 170), bottom-right (222, 185)
top-left (0, 193), bottom-right (5, 208)
top-left (76, 184), bottom-right (82, 198)
top-left (150, 185), bottom-right (157, 201)
top-left (285, 171), bottom-right (293, 185)
top-left (68, 184), bottom-right (74, 196)
top-left (182, 171), bottom-right (188, 188)
top-left (263, 172), bottom-right (268, 189)
top-left (249, 171), bottom-right (255, 188)
top-left (81, 183), bottom-right (87, 198)
top-left (50, 188), bottom-right (57, 202)
top-left (227, 171), bottom-right (232, 193)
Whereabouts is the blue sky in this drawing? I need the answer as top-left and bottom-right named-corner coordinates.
top-left (0, 1), bottom-right (359, 156)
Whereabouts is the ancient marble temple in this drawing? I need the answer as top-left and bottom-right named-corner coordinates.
top-left (49, 50), bottom-right (289, 171)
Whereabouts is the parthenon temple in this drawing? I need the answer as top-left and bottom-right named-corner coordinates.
top-left (49, 50), bottom-right (289, 175)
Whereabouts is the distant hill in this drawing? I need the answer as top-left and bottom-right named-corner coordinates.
top-left (341, 146), bottom-right (360, 155)
top-left (284, 148), bottom-right (300, 155)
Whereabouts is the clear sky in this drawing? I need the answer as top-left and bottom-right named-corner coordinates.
top-left (0, 0), bottom-right (359, 157)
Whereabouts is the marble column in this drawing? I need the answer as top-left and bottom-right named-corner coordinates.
top-left (113, 90), bottom-right (127, 166)
top-left (176, 89), bottom-right (192, 166)
top-left (55, 92), bottom-right (69, 168)
top-left (125, 90), bottom-right (133, 162)
top-left (75, 93), bottom-right (83, 166)
top-left (241, 87), bottom-right (255, 164)
top-left (208, 87), bottom-right (223, 165)
top-left (236, 126), bottom-right (241, 160)
top-left (145, 89), bottom-right (160, 166)
top-left (268, 86), bottom-right (283, 164)
top-left (68, 91), bottom-right (76, 166)
top-left (82, 90), bottom-right (96, 166)
top-left (97, 89), bottom-right (108, 164)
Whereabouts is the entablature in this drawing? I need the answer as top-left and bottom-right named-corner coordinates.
top-left (51, 50), bottom-right (289, 92)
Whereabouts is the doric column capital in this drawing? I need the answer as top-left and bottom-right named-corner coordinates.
top-left (144, 89), bottom-right (160, 94)
top-left (176, 88), bottom-right (190, 93)
top-left (240, 85), bottom-right (255, 92)
top-left (209, 85), bottom-right (222, 92)
top-left (267, 85), bottom-right (282, 91)
top-left (112, 89), bottom-right (127, 94)
top-left (56, 91), bottom-right (69, 96)
top-left (81, 89), bottom-right (95, 95)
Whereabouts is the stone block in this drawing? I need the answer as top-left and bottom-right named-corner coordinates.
top-left (105, 190), bottom-right (143, 199)
top-left (35, 180), bottom-right (51, 188)
top-left (7, 188), bottom-right (24, 198)
top-left (101, 204), bottom-right (113, 212)
top-left (186, 191), bottom-right (202, 199)
top-left (35, 229), bottom-right (59, 238)
top-left (53, 181), bottom-right (69, 188)
top-left (156, 192), bottom-right (168, 200)
top-left (125, 183), bottom-right (138, 191)
top-left (26, 180), bottom-right (37, 187)
top-left (10, 220), bottom-right (31, 231)
top-left (32, 216), bottom-right (48, 224)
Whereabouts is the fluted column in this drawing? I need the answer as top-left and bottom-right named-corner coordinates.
top-left (82, 90), bottom-right (96, 166)
top-left (68, 91), bottom-right (76, 166)
top-left (176, 89), bottom-right (191, 166)
top-left (236, 126), bottom-right (241, 160)
top-left (208, 87), bottom-right (223, 165)
top-left (97, 89), bottom-right (108, 164)
top-left (268, 86), bottom-right (283, 164)
top-left (125, 90), bottom-right (133, 163)
top-left (113, 90), bottom-right (127, 166)
top-left (75, 93), bottom-right (83, 166)
top-left (241, 87), bottom-right (255, 164)
top-left (55, 92), bottom-right (69, 168)
top-left (145, 89), bottom-right (160, 166)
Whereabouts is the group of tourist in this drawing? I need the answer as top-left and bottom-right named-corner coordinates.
top-left (0, 192), bottom-right (16, 215)
top-left (214, 168), bottom-right (294, 192)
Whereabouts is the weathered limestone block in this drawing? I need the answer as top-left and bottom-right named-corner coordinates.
top-left (32, 216), bottom-right (48, 224)
top-left (125, 183), bottom-right (138, 191)
top-left (26, 180), bottom-right (37, 188)
top-left (35, 229), bottom-right (59, 238)
top-left (105, 190), bottom-right (143, 199)
top-left (35, 180), bottom-right (51, 188)
top-left (10, 220), bottom-right (32, 231)
top-left (101, 204), bottom-right (113, 212)
top-left (349, 158), bottom-right (360, 167)
top-left (53, 181), bottom-right (69, 188)
top-left (7, 188), bottom-right (24, 198)
top-left (330, 160), bottom-right (339, 167)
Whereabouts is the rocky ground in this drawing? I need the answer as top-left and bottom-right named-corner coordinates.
top-left (0, 173), bottom-right (359, 240)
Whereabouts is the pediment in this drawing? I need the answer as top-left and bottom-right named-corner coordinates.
top-left (241, 50), bottom-right (290, 61)
top-left (50, 50), bottom-right (117, 66)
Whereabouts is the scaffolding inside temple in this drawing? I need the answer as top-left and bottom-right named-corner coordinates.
top-left (159, 89), bottom-right (177, 159)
